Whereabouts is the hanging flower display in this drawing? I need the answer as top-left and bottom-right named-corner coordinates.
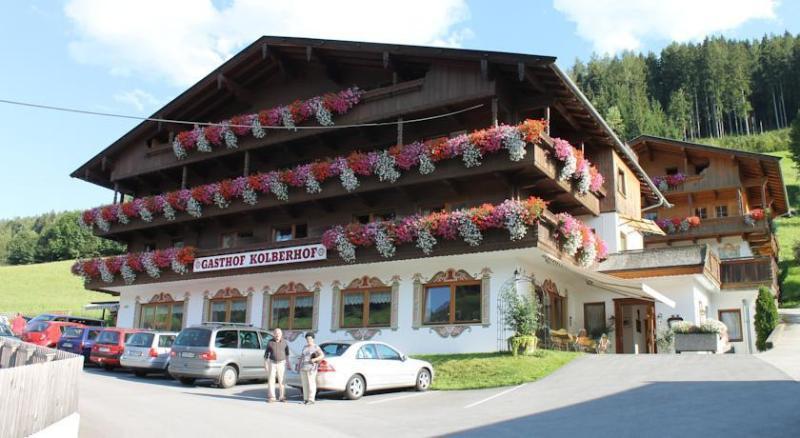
top-left (81, 119), bottom-right (567, 232)
top-left (656, 216), bottom-right (702, 234)
top-left (550, 138), bottom-right (604, 195)
top-left (71, 246), bottom-right (196, 284)
top-left (171, 87), bottom-right (363, 159)
top-left (322, 197), bottom-right (553, 263)
top-left (554, 213), bottom-right (608, 267)
top-left (744, 208), bottom-right (766, 226)
top-left (651, 173), bottom-right (687, 192)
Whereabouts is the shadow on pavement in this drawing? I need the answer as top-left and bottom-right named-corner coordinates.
top-left (451, 380), bottom-right (800, 437)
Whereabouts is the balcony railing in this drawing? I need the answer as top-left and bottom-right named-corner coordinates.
top-left (645, 216), bottom-right (770, 243)
top-left (720, 256), bottom-right (778, 290)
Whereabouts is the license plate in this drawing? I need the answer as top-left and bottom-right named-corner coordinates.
top-left (99, 347), bottom-right (110, 352)
top-left (62, 342), bottom-right (72, 348)
top-left (132, 351), bottom-right (142, 356)
top-left (181, 352), bottom-right (196, 358)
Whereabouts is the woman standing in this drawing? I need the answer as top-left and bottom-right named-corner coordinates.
top-left (298, 332), bottom-right (324, 404)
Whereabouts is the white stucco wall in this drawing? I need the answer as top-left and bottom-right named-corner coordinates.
top-left (710, 289), bottom-right (757, 354)
top-left (582, 212), bottom-right (644, 253)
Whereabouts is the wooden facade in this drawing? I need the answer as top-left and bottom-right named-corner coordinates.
top-left (73, 37), bottom-right (654, 292)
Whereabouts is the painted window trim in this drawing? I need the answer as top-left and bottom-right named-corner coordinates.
top-left (339, 288), bottom-right (393, 329)
top-left (269, 293), bottom-right (315, 330)
top-left (422, 280), bottom-right (483, 326)
top-left (718, 308), bottom-right (744, 342)
top-left (207, 297), bottom-right (248, 324)
top-left (138, 301), bottom-right (184, 331)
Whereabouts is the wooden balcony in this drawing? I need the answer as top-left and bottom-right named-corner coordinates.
top-left (92, 139), bottom-right (603, 238)
top-left (644, 216), bottom-right (771, 244)
top-left (720, 256), bottom-right (779, 291)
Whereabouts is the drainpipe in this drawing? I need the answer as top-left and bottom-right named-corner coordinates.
top-left (742, 298), bottom-right (753, 354)
top-left (549, 65), bottom-right (672, 212)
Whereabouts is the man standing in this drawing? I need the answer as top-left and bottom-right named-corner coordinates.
top-left (11, 313), bottom-right (26, 336)
top-left (264, 328), bottom-right (290, 403)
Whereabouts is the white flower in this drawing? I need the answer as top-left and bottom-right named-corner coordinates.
top-left (94, 215), bottom-right (110, 233)
top-left (251, 118), bottom-right (266, 139)
top-left (139, 206), bottom-right (153, 223)
top-left (222, 122), bottom-right (238, 149)
top-left (502, 128), bottom-right (526, 161)
top-left (142, 252), bottom-right (160, 279)
top-left (270, 179), bottom-right (289, 201)
top-left (374, 226), bottom-right (396, 258)
top-left (279, 106), bottom-right (295, 130)
top-left (418, 152), bottom-right (436, 175)
top-left (338, 163), bottom-right (360, 192)
top-left (172, 138), bottom-right (187, 159)
top-left (335, 233), bottom-right (357, 263)
top-left (78, 215), bottom-right (92, 231)
top-left (503, 205), bottom-right (529, 241)
top-left (196, 126), bottom-right (211, 152)
top-left (455, 214), bottom-right (482, 246)
top-left (374, 151), bottom-right (400, 183)
top-left (311, 98), bottom-right (334, 126)
top-left (171, 258), bottom-right (189, 275)
top-left (562, 229), bottom-right (583, 256)
top-left (116, 207), bottom-right (129, 225)
top-left (98, 261), bottom-right (114, 283)
top-left (461, 142), bottom-right (482, 168)
top-left (415, 227), bottom-right (437, 254)
top-left (162, 203), bottom-right (176, 221)
top-left (559, 153), bottom-right (577, 181)
top-left (242, 186), bottom-right (258, 205)
top-left (186, 198), bottom-right (203, 218)
top-left (213, 192), bottom-right (230, 209)
top-left (304, 174), bottom-right (322, 194)
top-left (576, 168), bottom-right (591, 194)
top-left (120, 262), bottom-right (136, 285)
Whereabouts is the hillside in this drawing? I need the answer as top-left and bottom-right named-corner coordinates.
top-left (0, 260), bottom-right (110, 317)
top-left (770, 150), bottom-right (800, 307)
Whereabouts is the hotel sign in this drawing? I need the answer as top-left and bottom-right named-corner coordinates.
top-left (193, 244), bottom-right (327, 273)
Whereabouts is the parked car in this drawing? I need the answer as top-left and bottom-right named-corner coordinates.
top-left (168, 323), bottom-right (271, 388)
top-left (57, 326), bottom-right (103, 360)
top-left (27, 314), bottom-right (105, 328)
top-left (285, 341), bottom-right (433, 400)
top-left (121, 331), bottom-right (177, 377)
top-left (22, 321), bottom-right (85, 347)
top-left (89, 328), bottom-right (141, 370)
top-left (0, 323), bottom-right (19, 340)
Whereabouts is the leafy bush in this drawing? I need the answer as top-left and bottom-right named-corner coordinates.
top-left (501, 279), bottom-right (540, 356)
top-left (754, 286), bottom-right (780, 351)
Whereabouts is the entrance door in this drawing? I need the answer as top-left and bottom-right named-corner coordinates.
top-left (614, 298), bottom-right (656, 354)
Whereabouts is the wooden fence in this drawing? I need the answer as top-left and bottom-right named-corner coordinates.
top-left (0, 338), bottom-right (83, 438)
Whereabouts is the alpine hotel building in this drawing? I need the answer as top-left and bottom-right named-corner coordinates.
top-left (72, 37), bottom-right (786, 355)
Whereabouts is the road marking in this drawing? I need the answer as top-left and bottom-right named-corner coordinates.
top-left (366, 392), bottom-right (431, 405)
top-left (464, 384), bottom-right (526, 409)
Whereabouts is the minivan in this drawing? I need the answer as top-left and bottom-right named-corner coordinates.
top-left (57, 326), bottom-right (103, 360)
top-left (90, 328), bottom-right (141, 370)
top-left (121, 331), bottom-right (177, 377)
top-left (168, 324), bottom-right (271, 388)
top-left (22, 321), bottom-right (85, 347)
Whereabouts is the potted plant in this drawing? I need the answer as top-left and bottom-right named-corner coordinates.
top-left (672, 320), bottom-right (728, 353)
top-left (502, 282), bottom-right (541, 356)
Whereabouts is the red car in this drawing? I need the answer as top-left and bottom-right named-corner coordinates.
top-left (90, 328), bottom-right (141, 370)
top-left (22, 321), bottom-right (85, 347)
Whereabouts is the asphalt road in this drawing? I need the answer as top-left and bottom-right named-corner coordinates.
top-left (79, 354), bottom-right (800, 437)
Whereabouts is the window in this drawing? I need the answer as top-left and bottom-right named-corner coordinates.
top-left (208, 298), bottom-right (247, 324)
top-left (97, 331), bottom-right (120, 345)
top-left (140, 302), bottom-right (184, 331)
top-left (695, 163), bottom-right (709, 174)
top-left (423, 282), bottom-right (481, 325)
top-left (239, 330), bottom-right (261, 349)
top-left (356, 344), bottom-right (379, 359)
top-left (214, 330), bottom-right (239, 348)
top-left (665, 167), bottom-right (678, 175)
top-left (537, 288), bottom-right (565, 330)
top-left (158, 335), bottom-right (176, 348)
top-left (127, 333), bottom-right (155, 347)
top-left (273, 224), bottom-right (308, 242)
top-left (617, 169), bottom-right (626, 196)
top-left (715, 205), bottom-right (728, 218)
top-left (619, 232), bottom-right (628, 251)
top-left (270, 294), bottom-right (313, 330)
top-left (87, 330), bottom-right (100, 341)
top-left (695, 207), bottom-right (708, 219)
top-left (237, 231), bottom-right (257, 245)
top-left (718, 309), bottom-right (743, 342)
top-left (644, 212), bottom-right (658, 221)
top-left (320, 343), bottom-right (351, 357)
top-left (375, 344), bottom-right (402, 360)
top-left (353, 211), bottom-right (396, 224)
top-left (221, 232), bottom-right (236, 249)
top-left (341, 289), bottom-right (392, 328)
top-left (171, 238), bottom-right (185, 248)
top-left (144, 242), bottom-right (156, 252)
top-left (583, 303), bottom-right (607, 339)
top-left (174, 328), bottom-right (211, 347)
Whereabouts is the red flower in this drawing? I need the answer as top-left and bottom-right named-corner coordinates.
top-left (218, 179), bottom-right (236, 200)
top-left (347, 152), bottom-right (372, 176)
top-left (229, 115), bottom-right (251, 136)
top-left (312, 161), bottom-right (332, 181)
top-left (152, 250), bottom-right (171, 269)
top-left (518, 119), bottom-right (547, 143)
top-left (101, 206), bottom-right (116, 222)
top-left (425, 137), bottom-right (449, 162)
top-left (121, 201), bottom-right (137, 218)
top-left (127, 254), bottom-right (143, 272)
top-left (175, 247), bottom-right (196, 266)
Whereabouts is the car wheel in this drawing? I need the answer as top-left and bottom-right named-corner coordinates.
top-left (415, 368), bottom-right (431, 392)
top-left (218, 365), bottom-right (238, 389)
top-left (134, 370), bottom-right (147, 378)
top-left (344, 374), bottom-right (365, 400)
top-left (178, 377), bottom-right (196, 386)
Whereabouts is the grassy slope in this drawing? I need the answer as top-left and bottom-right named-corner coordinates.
top-left (414, 350), bottom-right (579, 390)
top-left (769, 150), bottom-right (800, 307)
top-left (0, 260), bottom-right (110, 317)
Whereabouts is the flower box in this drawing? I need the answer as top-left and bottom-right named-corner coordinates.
top-left (674, 333), bottom-right (725, 353)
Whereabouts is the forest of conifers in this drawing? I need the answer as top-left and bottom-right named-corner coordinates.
top-left (571, 32), bottom-right (800, 142)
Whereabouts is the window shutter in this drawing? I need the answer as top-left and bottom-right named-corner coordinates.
top-left (245, 289), bottom-right (254, 325)
top-left (261, 287), bottom-right (270, 329)
top-left (412, 274), bottom-right (423, 329)
top-left (331, 281), bottom-right (341, 332)
top-left (181, 293), bottom-right (190, 328)
top-left (481, 268), bottom-right (492, 327)
top-left (133, 297), bottom-right (142, 328)
top-left (390, 276), bottom-right (400, 330)
top-left (201, 292), bottom-right (210, 323)
top-left (312, 283), bottom-right (321, 332)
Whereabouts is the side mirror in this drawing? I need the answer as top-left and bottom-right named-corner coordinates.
top-left (401, 354), bottom-right (407, 362)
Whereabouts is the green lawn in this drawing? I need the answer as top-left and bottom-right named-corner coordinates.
top-left (0, 260), bottom-right (111, 318)
top-left (769, 151), bottom-right (800, 308)
top-left (414, 350), bottom-right (580, 390)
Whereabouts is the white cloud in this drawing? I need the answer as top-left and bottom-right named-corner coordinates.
top-left (553, 0), bottom-right (777, 54)
top-left (113, 89), bottom-right (160, 112)
top-left (64, 0), bottom-right (471, 87)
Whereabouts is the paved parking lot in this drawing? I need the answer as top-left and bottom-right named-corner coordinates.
top-left (79, 354), bottom-right (800, 437)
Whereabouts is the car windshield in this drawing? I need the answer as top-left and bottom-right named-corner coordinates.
top-left (97, 331), bottom-right (120, 345)
top-left (127, 333), bottom-right (154, 347)
top-left (0, 325), bottom-right (13, 336)
top-left (320, 343), bottom-right (351, 357)
top-left (62, 327), bottom-right (84, 338)
top-left (28, 315), bottom-right (56, 324)
top-left (174, 329), bottom-right (211, 347)
top-left (26, 321), bottom-right (49, 332)
top-left (69, 317), bottom-right (104, 327)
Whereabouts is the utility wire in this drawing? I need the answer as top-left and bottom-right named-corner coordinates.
top-left (0, 98), bottom-right (484, 130)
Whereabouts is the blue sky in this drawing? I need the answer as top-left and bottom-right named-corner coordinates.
top-left (0, 0), bottom-right (797, 220)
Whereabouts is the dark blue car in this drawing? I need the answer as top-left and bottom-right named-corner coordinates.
top-left (57, 326), bottom-right (103, 360)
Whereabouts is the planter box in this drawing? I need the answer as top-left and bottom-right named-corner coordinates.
top-left (674, 333), bottom-right (724, 353)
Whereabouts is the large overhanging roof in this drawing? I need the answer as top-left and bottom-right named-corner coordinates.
top-left (70, 36), bottom-right (667, 207)
top-left (629, 135), bottom-right (789, 215)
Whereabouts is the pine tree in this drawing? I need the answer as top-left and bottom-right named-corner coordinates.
top-left (754, 286), bottom-right (779, 351)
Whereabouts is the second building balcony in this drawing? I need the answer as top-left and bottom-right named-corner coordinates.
top-left (644, 216), bottom-right (771, 244)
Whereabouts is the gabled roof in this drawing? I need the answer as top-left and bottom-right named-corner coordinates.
top-left (629, 135), bottom-right (789, 215)
top-left (71, 36), bottom-right (669, 209)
